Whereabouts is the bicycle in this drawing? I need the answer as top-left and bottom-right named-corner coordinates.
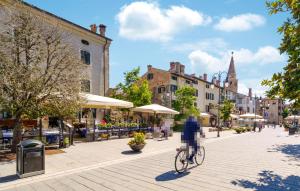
top-left (174, 145), bottom-right (205, 173)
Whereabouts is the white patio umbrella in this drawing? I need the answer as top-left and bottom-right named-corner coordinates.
top-left (200, 112), bottom-right (210, 118)
top-left (286, 115), bottom-right (300, 120)
top-left (254, 118), bottom-right (267, 122)
top-left (132, 104), bottom-right (179, 114)
top-left (230, 114), bottom-right (239, 119)
top-left (80, 93), bottom-right (133, 109)
top-left (240, 113), bottom-right (263, 119)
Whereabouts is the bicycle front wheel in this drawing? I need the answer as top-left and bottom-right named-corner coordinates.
top-left (195, 146), bottom-right (205, 165)
top-left (175, 149), bottom-right (188, 173)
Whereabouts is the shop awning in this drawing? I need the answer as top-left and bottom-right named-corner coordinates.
top-left (132, 104), bottom-right (179, 114)
top-left (80, 93), bottom-right (133, 109)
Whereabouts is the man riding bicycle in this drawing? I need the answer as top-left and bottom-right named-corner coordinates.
top-left (181, 115), bottom-right (204, 164)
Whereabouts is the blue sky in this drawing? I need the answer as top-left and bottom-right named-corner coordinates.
top-left (25, 0), bottom-right (287, 96)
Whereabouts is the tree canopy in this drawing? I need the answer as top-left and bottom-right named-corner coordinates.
top-left (112, 67), bottom-right (152, 107)
top-left (0, 8), bottom-right (84, 151)
top-left (262, 0), bottom-right (300, 109)
top-left (220, 99), bottom-right (234, 122)
top-left (173, 86), bottom-right (199, 117)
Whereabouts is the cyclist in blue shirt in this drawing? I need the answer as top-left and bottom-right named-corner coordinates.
top-left (181, 115), bottom-right (203, 164)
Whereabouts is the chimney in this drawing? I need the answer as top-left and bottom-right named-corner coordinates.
top-left (212, 77), bottom-right (217, 84)
top-left (90, 24), bottom-right (97, 33)
top-left (99, 24), bottom-right (106, 36)
top-left (180, 64), bottom-right (185, 75)
top-left (191, 73), bottom-right (195, 77)
top-left (203, 73), bottom-right (207, 81)
top-left (199, 75), bottom-right (203, 79)
top-left (170, 62), bottom-right (176, 72)
top-left (147, 65), bottom-right (152, 71)
top-left (248, 88), bottom-right (252, 98)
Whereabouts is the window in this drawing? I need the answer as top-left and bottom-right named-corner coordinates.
top-left (247, 107), bottom-right (250, 113)
top-left (170, 85), bottom-right (178, 92)
top-left (186, 80), bottom-right (191, 84)
top-left (81, 39), bottom-right (89, 45)
top-left (158, 86), bottom-right (165, 93)
top-left (81, 50), bottom-right (90, 65)
top-left (192, 80), bottom-right (198, 84)
top-left (81, 80), bottom-right (90, 92)
top-left (147, 73), bottom-right (153, 80)
top-left (195, 90), bottom-right (198, 97)
top-left (206, 84), bottom-right (210, 88)
top-left (238, 98), bottom-right (242, 104)
top-left (211, 93), bottom-right (214, 100)
top-left (206, 92), bottom-right (209, 100)
top-left (205, 105), bottom-right (210, 112)
top-left (171, 76), bottom-right (177, 81)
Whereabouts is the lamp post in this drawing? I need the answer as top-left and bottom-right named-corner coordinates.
top-left (210, 71), bottom-right (229, 137)
top-left (259, 98), bottom-right (270, 126)
top-left (253, 95), bottom-right (257, 131)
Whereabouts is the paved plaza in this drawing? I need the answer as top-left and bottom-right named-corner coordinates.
top-left (0, 127), bottom-right (299, 191)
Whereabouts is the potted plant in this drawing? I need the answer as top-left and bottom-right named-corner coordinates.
top-left (128, 132), bottom-right (146, 152)
top-left (63, 137), bottom-right (70, 148)
top-left (284, 122), bottom-right (290, 131)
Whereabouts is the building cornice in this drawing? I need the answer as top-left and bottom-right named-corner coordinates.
top-left (2, 0), bottom-right (112, 45)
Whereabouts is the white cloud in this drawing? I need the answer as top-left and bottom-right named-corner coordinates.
top-left (214, 13), bottom-right (265, 32)
top-left (189, 50), bottom-right (228, 73)
top-left (168, 38), bottom-right (228, 53)
top-left (116, 2), bottom-right (211, 41)
top-left (188, 46), bottom-right (284, 73)
top-left (238, 78), bottom-right (270, 97)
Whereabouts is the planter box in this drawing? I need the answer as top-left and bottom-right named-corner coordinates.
top-left (129, 144), bottom-right (145, 152)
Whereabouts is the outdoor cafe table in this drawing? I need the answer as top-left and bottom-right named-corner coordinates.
top-left (2, 131), bottom-right (13, 143)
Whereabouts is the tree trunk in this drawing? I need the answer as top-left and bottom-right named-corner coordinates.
top-left (11, 117), bottom-right (22, 153)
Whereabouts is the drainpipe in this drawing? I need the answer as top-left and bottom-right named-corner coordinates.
top-left (103, 39), bottom-right (108, 96)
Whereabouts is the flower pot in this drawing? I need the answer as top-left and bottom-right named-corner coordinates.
top-left (129, 144), bottom-right (145, 152)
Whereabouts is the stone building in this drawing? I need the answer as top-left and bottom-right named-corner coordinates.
top-left (258, 98), bottom-right (284, 125)
top-left (0, 0), bottom-right (112, 120)
top-left (0, 0), bottom-right (111, 96)
top-left (142, 53), bottom-right (258, 126)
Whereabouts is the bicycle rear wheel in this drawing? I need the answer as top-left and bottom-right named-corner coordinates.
top-left (175, 149), bottom-right (188, 173)
top-left (195, 146), bottom-right (205, 165)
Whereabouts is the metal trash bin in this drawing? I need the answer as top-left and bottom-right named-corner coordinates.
top-left (289, 127), bottom-right (297, 135)
top-left (16, 139), bottom-right (45, 178)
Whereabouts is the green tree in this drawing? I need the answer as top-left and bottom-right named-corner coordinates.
top-left (220, 99), bottom-right (234, 125)
top-left (0, 9), bottom-right (84, 152)
top-left (112, 67), bottom-right (152, 107)
top-left (282, 108), bottom-right (289, 119)
top-left (173, 86), bottom-right (199, 117)
top-left (262, 0), bottom-right (300, 109)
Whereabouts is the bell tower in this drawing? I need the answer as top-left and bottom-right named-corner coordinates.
top-left (226, 52), bottom-right (238, 93)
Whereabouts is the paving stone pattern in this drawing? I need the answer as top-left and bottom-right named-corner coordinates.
top-left (1, 127), bottom-right (300, 191)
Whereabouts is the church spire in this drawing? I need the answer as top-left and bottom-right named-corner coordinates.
top-left (226, 51), bottom-right (238, 93)
top-left (228, 51), bottom-right (236, 76)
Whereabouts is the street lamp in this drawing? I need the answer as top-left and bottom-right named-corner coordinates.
top-left (259, 98), bottom-right (270, 126)
top-left (210, 71), bottom-right (229, 137)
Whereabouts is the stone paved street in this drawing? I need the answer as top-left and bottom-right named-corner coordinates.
top-left (1, 127), bottom-right (300, 191)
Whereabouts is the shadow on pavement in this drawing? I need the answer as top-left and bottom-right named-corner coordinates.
top-left (269, 144), bottom-right (300, 162)
top-left (231, 170), bottom-right (300, 191)
top-left (0, 174), bottom-right (19, 183)
top-left (155, 170), bottom-right (190, 181)
top-left (121, 150), bottom-right (142, 155)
